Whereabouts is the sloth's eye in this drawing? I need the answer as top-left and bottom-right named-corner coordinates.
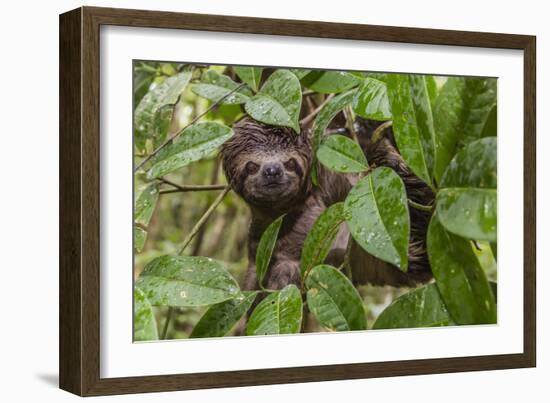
top-left (245, 161), bottom-right (260, 175)
top-left (284, 158), bottom-right (297, 171)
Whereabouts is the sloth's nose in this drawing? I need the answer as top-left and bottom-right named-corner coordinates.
top-left (263, 163), bottom-right (283, 178)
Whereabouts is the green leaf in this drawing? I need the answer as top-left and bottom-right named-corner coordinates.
top-left (310, 89), bottom-right (358, 184)
top-left (134, 183), bottom-right (159, 226)
top-left (290, 69), bottom-right (311, 79)
top-left (134, 66), bottom-right (193, 137)
top-left (233, 66), bottom-right (263, 92)
top-left (312, 89), bottom-right (358, 152)
top-left (425, 75), bottom-right (438, 109)
top-left (151, 105), bottom-right (173, 148)
top-left (317, 135), bottom-right (369, 173)
top-left (344, 167), bottom-right (410, 270)
top-left (190, 291), bottom-right (258, 338)
top-left (247, 285), bottom-right (303, 335)
top-left (148, 122), bottom-right (233, 178)
top-left (437, 137), bottom-right (497, 241)
top-left (134, 183), bottom-right (159, 252)
top-left (191, 70), bottom-right (252, 104)
top-left (134, 287), bottom-right (159, 341)
top-left (256, 215), bottom-right (285, 286)
top-left (433, 77), bottom-right (497, 183)
top-left (306, 265), bottom-right (366, 331)
top-left (134, 225), bottom-right (147, 253)
top-left (133, 65), bottom-right (157, 110)
top-left (427, 214), bottom-right (497, 324)
top-left (245, 69), bottom-right (302, 133)
top-left (373, 284), bottom-right (454, 329)
top-left (136, 255), bottom-right (241, 307)
top-left (352, 77), bottom-right (392, 121)
top-left (386, 74), bottom-right (436, 187)
top-left (302, 71), bottom-right (361, 94)
top-left (365, 72), bottom-right (388, 82)
top-left (481, 104), bottom-right (497, 138)
top-left (490, 242), bottom-right (497, 261)
top-left (300, 202), bottom-right (346, 278)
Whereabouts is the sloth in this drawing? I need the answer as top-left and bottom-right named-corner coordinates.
top-left (220, 117), bottom-right (434, 291)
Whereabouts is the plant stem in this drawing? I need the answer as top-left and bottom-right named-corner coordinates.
top-left (299, 94), bottom-right (335, 127)
top-left (159, 184), bottom-right (228, 194)
top-left (161, 307), bottom-right (173, 340)
top-left (177, 187), bottom-right (231, 255)
top-left (342, 235), bottom-right (354, 281)
top-left (408, 199), bottom-right (434, 212)
top-left (134, 83), bottom-right (246, 172)
top-left (343, 106), bottom-right (359, 143)
top-left (371, 120), bottom-right (393, 144)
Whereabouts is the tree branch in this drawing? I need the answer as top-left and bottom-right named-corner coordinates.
top-left (408, 199), bottom-right (434, 212)
top-left (371, 120), bottom-right (393, 144)
top-left (158, 177), bottom-right (228, 194)
top-left (299, 94), bottom-right (335, 127)
top-left (134, 83), bottom-right (247, 172)
top-left (177, 187), bottom-right (231, 255)
top-left (343, 106), bottom-right (359, 143)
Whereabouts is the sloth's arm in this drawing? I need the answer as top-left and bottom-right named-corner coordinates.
top-left (265, 257), bottom-right (301, 290)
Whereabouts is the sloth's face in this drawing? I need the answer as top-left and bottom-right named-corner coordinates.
top-left (238, 151), bottom-right (307, 208)
top-left (221, 118), bottom-right (312, 211)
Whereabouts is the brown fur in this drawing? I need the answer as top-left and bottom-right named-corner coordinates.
top-left (221, 117), bottom-right (434, 291)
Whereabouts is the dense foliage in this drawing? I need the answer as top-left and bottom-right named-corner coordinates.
top-left (133, 62), bottom-right (497, 341)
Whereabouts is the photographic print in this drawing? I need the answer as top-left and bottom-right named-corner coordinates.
top-left (133, 62), bottom-right (498, 342)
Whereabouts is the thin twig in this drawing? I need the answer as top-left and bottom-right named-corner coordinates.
top-left (177, 187), bottom-right (231, 255)
top-left (158, 177), bottom-right (228, 194)
top-left (343, 106), bottom-right (359, 143)
top-left (371, 120), bottom-right (393, 144)
top-left (299, 94), bottom-right (335, 127)
top-left (161, 307), bottom-right (173, 340)
top-left (159, 185), bottom-right (228, 194)
top-left (408, 199), bottom-right (434, 212)
top-left (134, 83), bottom-right (246, 172)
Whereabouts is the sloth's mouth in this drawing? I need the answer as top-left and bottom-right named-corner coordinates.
top-left (265, 181), bottom-right (283, 188)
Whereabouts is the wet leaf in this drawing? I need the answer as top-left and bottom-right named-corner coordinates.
top-left (433, 77), bottom-right (497, 183)
top-left (134, 183), bottom-right (159, 226)
top-left (233, 66), bottom-right (263, 92)
top-left (247, 285), bottom-right (302, 335)
top-left (353, 77), bottom-right (392, 121)
top-left (311, 89), bottom-right (357, 151)
top-left (306, 265), bottom-right (366, 331)
top-left (302, 70), bottom-right (361, 94)
top-left (190, 291), bottom-right (258, 338)
top-left (344, 167), bottom-right (410, 270)
top-left (373, 284), bottom-right (454, 329)
top-left (386, 74), bottom-right (436, 187)
top-left (256, 215), bottom-right (285, 286)
top-left (427, 214), bottom-right (497, 324)
top-left (310, 89), bottom-right (358, 184)
top-left (191, 70), bottom-right (252, 104)
top-left (134, 66), bottom-right (192, 137)
top-left (134, 183), bottom-right (159, 251)
top-left (134, 225), bottom-right (147, 253)
top-left (490, 242), bottom-right (497, 261)
top-left (317, 134), bottom-right (369, 173)
top-left (300, 203), bottom-right (346, 278)
top-left (437, 137), bottom-right (497, 241)
top-left (136, 255), bottom-right (241, 307)
top-left (291, 69), bottom-right (311, 79)
top-left (425, 75), bottom-right (438, 109)
top-left (245, 69), bottom-right (302, 133)
top-left (134, 287), bottom-right (159, 341)
top-left (148, 122), bottom-right (233, 178)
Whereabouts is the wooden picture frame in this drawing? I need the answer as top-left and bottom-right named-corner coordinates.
top-left (59, 6), bottom-right (536, 396)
